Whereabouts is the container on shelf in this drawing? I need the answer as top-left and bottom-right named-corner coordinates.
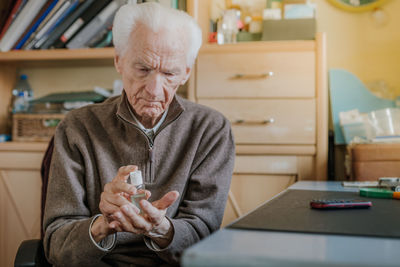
top-left (12, 113), bottom-right (65, 142)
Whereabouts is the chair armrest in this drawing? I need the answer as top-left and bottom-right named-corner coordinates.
top-left (14, 239), bottom-right (51, 267)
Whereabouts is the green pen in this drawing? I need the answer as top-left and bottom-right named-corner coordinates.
top-left (360, 188), bottom-right (400, 199)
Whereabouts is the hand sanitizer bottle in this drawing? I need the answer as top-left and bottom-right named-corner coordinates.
top-left (129, 170), bottom-right (146, 212)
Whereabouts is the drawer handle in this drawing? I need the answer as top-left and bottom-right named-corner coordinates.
top-left (229, 72), bottom-right (274, 80)
top-left (234, 118), bottom-right (275, 125)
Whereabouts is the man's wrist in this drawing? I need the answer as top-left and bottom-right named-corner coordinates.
top-left (90, 215), bottom-right (114, 243)
top-left (146, 217), bottom-right (174, 248)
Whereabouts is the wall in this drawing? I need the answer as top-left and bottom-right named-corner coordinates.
top-left (316, 0), bottom-right (400, 98)
top-left (315, 0), bottom-right (400, 180)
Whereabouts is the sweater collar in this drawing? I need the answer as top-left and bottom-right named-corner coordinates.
top-left (116, 90), bottom-right (185, 131)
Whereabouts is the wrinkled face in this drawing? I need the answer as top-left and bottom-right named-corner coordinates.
top-left (115, 24), bottom-right (191, 126)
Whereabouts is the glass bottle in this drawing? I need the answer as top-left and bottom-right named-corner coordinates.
top-left (129, 170), bottom-right (146, 213)
top-left (12, 74), bottom-right (33, 113)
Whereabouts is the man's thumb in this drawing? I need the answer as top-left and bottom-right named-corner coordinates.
top-left (153, 191), bottom-right (179, 210)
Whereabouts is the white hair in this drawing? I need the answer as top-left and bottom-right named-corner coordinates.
top-left (113, 2), bottom-right (202, 67)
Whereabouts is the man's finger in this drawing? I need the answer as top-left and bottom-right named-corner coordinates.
top-left (100, 192), bottom-right (125, 215)
top-left (140, 200), bottom-right (164, 225)
top-left (104, 180), bottom-right (136, 195)
top-left (116, 165), bottom-right (138, 181)
top-left (120, 205), bottom-right (153, 232)
top-left (144, 190), bottom-right (151, 200)
top-left (152, 191), bottom-right (180, 210)
top-left (109, 220), bottom-right (123, 232)
top-left (103, 191), bottom-right (132, 207)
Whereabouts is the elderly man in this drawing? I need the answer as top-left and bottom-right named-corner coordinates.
top-left (43, 2), bottom-right (235, 266)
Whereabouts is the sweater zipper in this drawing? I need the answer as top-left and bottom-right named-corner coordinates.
top-left (148, 140), bottom-right (153, 183)
top-left (139, 131), bottom-right (154, 183)
top-left (117, 110), bottom-right (183, 183)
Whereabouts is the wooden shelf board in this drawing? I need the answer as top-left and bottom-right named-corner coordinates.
top-left (0, 48), bottom-right (115, 67)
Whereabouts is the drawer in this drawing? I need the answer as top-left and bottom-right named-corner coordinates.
top-left (0, 151), bottom-right (44, 170)
top-left (234, 155), bottom-right (297, 175)
top-left (196, 51), bottom-right (315, 98)
top-left (199, 99), bottom-right (316, 145)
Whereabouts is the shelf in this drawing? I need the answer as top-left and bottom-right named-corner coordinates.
top-left (0, 141), bottom-right (47, 152)
top-left (0, 47), bottom-right (115, 67)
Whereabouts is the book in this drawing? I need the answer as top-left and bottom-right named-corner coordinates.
top-left (40, 0), bottom-right (97, 50)
top-left (52, 0), bottom-right (112, 48)
top-left (12, 1), bottom-right (55, 49)
top-left (178, 0), bottom-right (186, 11)
top-left (0, 0), bottom-right (47, 52)
top-left (21, 0), bottom-right (66, 50)
top-left (0, 0), bottom-right (25, 41)
top-left (34, 0), bottom-right (66, 34)
top-left (34, 0), bottom-right (80, 49)
top-left (14, 0), bottom-right (60, 50)
top-left (341, 181), bottom-right (379, 188)
top-left (0, 0), bottom-right (14, 30)
top-left (86, 26), bottom-right (113, 48)
top-left (94, 30), bottom-right (113, 48)
top-left (372, 135), bottom-right (400, 143)
top-left (158, 0), bottom-right (175, 8)
top-left (24, 1), bottom-right (71, 50)
top-left (66, 0), bottom-right (124, 49)
top-left (24, 0), bottom-right (76, 50)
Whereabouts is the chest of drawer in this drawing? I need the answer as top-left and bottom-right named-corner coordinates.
top-left (199, 99), bottom-right (316, 145)
top-left (196, 51), bottom-right (315, 98)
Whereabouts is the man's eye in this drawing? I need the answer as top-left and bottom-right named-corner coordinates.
top-left (164, 72), bottom-right (174, 77)
top-left (139, 68), bottom-right (150, 73)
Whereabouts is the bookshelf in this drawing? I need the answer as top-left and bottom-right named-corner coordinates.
top-left (0, 47), bottom-right (114, 63)
top-left (0, 47), bottom-right (115, 134)
top-left (0, 1), bottom-right (193, 135)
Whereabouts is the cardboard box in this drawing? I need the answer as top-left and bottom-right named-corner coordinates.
top-left (261, 19), bottom-right (316, 41)
top-left (350, 144), bottom-right (400, 180)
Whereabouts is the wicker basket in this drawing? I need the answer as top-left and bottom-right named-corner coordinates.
top-left (12, 113), bottom-right (65, 142)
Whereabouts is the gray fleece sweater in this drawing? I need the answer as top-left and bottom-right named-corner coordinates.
top-left (43, 92), bottom-right (235, 266)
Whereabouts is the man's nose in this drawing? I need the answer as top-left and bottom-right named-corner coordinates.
top-left (145, 72), bottom-right (163, 97)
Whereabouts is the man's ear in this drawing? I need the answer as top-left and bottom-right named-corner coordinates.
top-left (114, 55), bottom-right (122, 74)
top-left (181, 67), bottom-right (192, 85)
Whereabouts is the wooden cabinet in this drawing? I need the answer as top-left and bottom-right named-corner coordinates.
top-left (0, 142), bottom-right (46, 267)
top-left (0, 48), bottom-right (115, 267)
top-left (187, 0), bottom-right (328, 226)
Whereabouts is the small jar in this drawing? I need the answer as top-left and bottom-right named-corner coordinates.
top-left (249, 16), bottom-right (263, 33)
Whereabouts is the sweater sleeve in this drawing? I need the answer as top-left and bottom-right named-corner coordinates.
top-left (42, 119), bottom-right (111, 266)
top-left (150, 116), bottom-right (235, 263)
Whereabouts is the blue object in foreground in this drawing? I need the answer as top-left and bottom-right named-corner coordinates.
top-left (0, 134), bottom-right (11, 142)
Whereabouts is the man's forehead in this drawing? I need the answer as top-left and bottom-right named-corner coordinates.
top-left (130, 23), bottom-right (188, 50)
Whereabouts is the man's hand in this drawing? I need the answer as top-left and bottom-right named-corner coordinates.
top-left (118, 190), bottom-right (180, 248)
top-left (91, 165), bottom-right (141, 242)
top-left (91, 164), bottom-right (180, 248)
